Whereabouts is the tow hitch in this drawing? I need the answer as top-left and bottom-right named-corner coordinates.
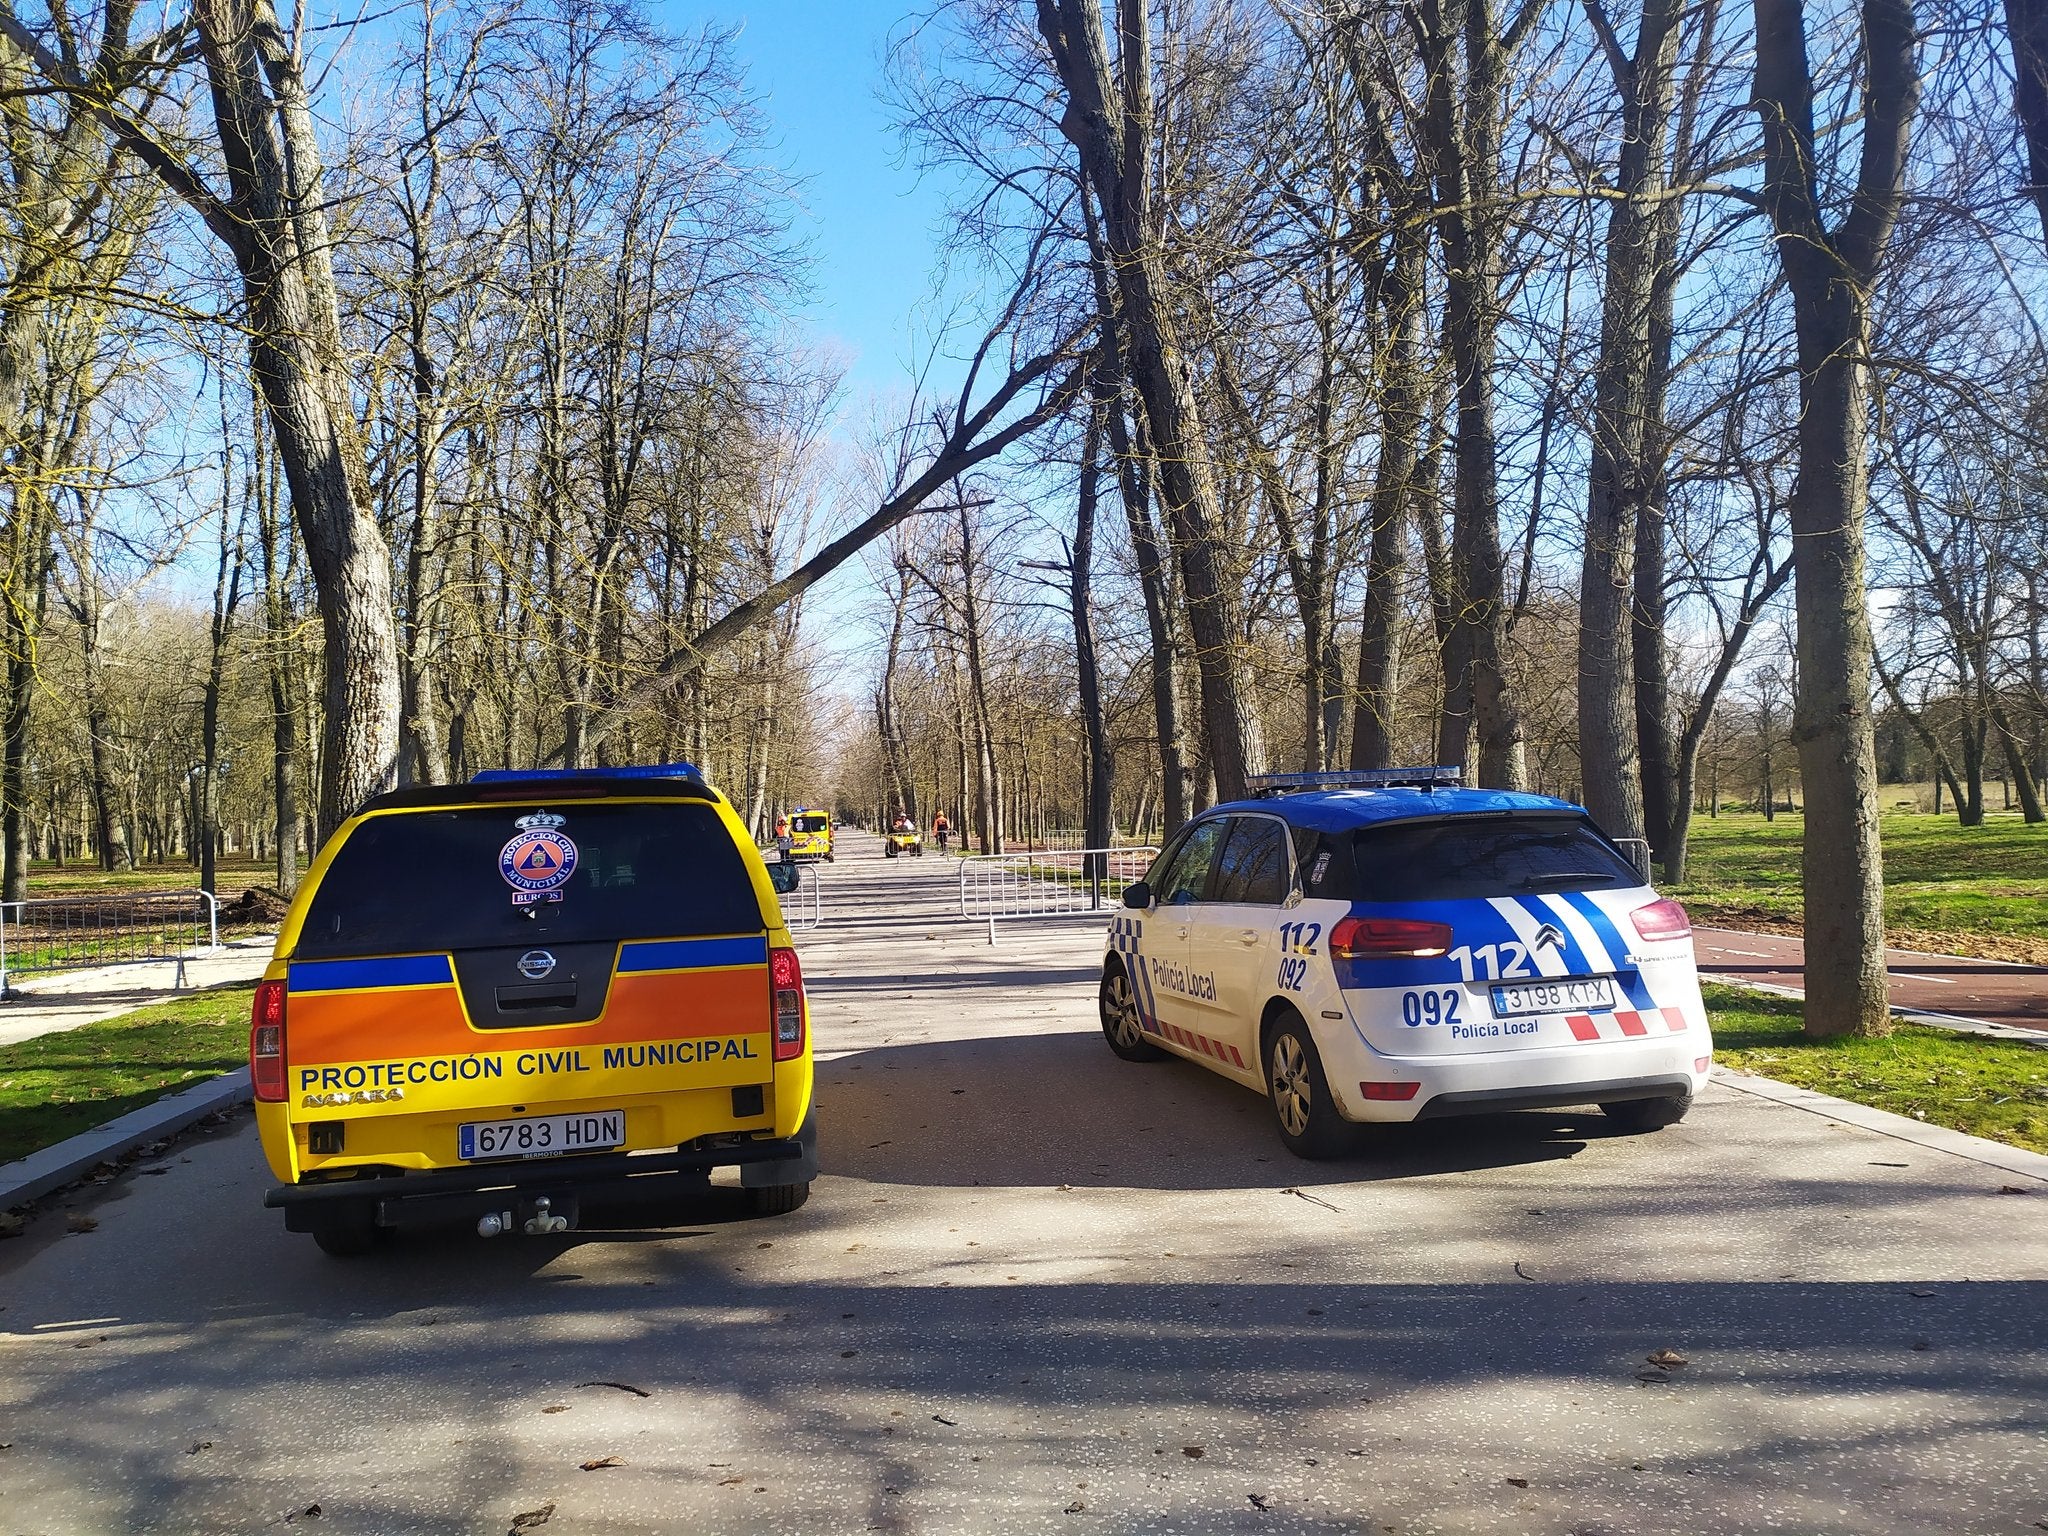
top-left (477, 1194), bottom-right (577, 1237)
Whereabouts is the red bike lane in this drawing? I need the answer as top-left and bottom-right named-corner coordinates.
top-left (1693, 927), bottom-right (2048, 1033)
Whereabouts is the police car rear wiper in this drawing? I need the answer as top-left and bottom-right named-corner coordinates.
top-left (1512, 872), bottom-right (1601, 890)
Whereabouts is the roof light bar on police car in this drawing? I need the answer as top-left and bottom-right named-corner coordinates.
top-left (1245, 766), bottom-right (1463, 797)
top-left (470, 763), bottom-right (707, 784)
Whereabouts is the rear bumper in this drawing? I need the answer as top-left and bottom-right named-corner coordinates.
top-left (267, 1115), bottom-right (817, 1229)
top-left (1412, 1074), bottom-right (1695, 1120)
top-left (1322, 1030), bottom-right (1711, 1124)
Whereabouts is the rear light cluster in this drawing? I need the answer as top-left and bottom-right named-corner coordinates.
top-left (1329, 916), bottom-right (1452, 959)
top-left (1630, 897), bottom-right (1692, 942)
top-left (769, 947), bottom-right (805, 1061)
top-left (250, 980), bottom-right (288, 1102)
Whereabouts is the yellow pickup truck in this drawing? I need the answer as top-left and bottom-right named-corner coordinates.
top-left (250, 763), bottom-right (817, 1256)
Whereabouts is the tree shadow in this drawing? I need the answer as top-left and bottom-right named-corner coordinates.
top-left (818, 1027), bottom-right (1607, 1189)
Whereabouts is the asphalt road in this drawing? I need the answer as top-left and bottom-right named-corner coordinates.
top-left (2, 835), bottom-right (2045, 1535)
top-left (1694, 928), bottom-right (2048, 1033)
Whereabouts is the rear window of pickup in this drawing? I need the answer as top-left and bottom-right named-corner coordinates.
top-left (296, 801), bottom-right (762, 960)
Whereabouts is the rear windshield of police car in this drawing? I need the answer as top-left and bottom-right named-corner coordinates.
top-left (1347, 815), bottom-right (1640, 902)
top-left (294, 801), bottom-right (762, 960)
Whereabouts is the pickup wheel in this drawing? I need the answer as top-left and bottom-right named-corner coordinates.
top-left (308, 1201), bottom-right (380, 1258)
top-left (1264, 1010), bottom-right (1351, 1160)
top-left (748, 1182), bottom-right (812, 1216)
top-left (1100, 960), bottom-right (1165, 1061)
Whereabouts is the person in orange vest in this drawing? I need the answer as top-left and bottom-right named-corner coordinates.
top-left (933, 810), bottom-right (950, 852)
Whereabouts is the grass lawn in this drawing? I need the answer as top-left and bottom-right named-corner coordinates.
top-left (1672, 811), bottom-right (2048, 962)
top-left (1705, 982), bottom-right (2048, 1156)
top-left (0, 983), bottom-right (253, 1167)
top-left (13, 857), bottom-right (276, 901)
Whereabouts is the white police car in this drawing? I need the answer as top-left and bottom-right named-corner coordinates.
top-left (1100, 769), bottom-right (1712, 1157)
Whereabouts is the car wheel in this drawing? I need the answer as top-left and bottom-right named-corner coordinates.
top-left (748, 1182), bottom-right (811, 1216)
top-left (1265, 1011), bottom-right (1350, 1160)
top-left (1099, 960), bottom-right (1165, 1061)
top-left (1600, 1093), bottom-right (1691, 1131)
top-left (309, 1201), bottom-right (380, 1258)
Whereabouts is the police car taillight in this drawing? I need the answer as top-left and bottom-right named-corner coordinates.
top-left (1329, 916), bottom-right (1453, 958)
top-left (250, 980), bottom-right (288, 1102)
top-left (1630, 898), bottom-right (1691, 942)
top-left (770, 946), bottom-right (805, 1061)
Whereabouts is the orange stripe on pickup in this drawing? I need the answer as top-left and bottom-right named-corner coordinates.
top-left (288, 967), bottom-right (768, 1066)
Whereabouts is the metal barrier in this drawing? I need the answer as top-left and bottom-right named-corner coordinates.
top-left (957, 846), bottom-right (1158, 943)
top-left (781, 867), bottom-right (823, 931)
top-left (0, 889), bottom-right (222, 994)
top-left (1613, 837), bottom-right (1654, 882)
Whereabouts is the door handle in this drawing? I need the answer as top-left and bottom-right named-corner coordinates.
top-left (1176, 926), bottom-right (1189, 941)
top-left (1239, 929), bottom-right (1260, 944)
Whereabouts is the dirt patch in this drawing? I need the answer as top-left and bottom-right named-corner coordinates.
top-left (219, 886), bottom-right (291, 927)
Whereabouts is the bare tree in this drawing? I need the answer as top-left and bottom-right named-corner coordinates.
top-left (1751, 0), bottom-right (1920, 1035)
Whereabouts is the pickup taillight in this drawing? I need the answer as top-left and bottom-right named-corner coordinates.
top-left (250, 979), bottom-right (288, 1102)
top-left (770, 947), bottom-right (805, 1061)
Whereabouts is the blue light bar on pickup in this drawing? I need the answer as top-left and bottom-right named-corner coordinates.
top-left (1246, 767), bottom-right (1463, 796)
top-left (471, 763), bottom-right (706, 784)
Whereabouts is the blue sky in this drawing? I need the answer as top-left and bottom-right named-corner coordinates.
top-left (662, 0), bottom-right (956, 398)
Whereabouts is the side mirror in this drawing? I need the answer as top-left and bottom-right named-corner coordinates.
top-left (1122, 880), bottom-right (1151, 910)
top-left (768, 860), bottom-right (801, 895)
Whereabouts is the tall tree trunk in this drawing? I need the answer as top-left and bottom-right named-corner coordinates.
top-left (189, 0), bottom-right (402, 837)
top-left (1073, 395), bottom-right (1114, 869)
top-left (1753, 0), bottom-right (1919, 1036)
top-left (1084, 223), bottom-right (1188, 833)
top-left (1576, 0), bottom-right (1683, 841)
top-left (1040, 0), bottom-right (1257, 799)
top-left (1420, 0), bottom-right (1528, 789)
top-left (1351, 229), bottom-right (1427, 770)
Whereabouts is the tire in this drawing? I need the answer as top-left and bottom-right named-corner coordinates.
top-left (747, 1182), bottom-right (812, 1216)
top-left (1600, 1093), bottom-right (1692, 1131)
top-left (1264, 1010), bottom-right (1351, 1160)
top-left (885, 843), bottom-right (897, 859)
top-left (1099, 961), bottom-right (1165, 1061)
top-left (309, 1201), bottom-right (380, 1258)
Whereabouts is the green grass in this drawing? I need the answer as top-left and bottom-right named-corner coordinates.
top-left (1705, 982), bottom-right (2048, 1155)
top-left (0, 982), bottom-right (253, 1167)
top-left (12, 857), bottom-right (276, 900)
top-left (1672, 811), bottom-right (2048, 961)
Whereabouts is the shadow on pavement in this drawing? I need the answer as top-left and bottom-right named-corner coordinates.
top-left (817, 1027), bottom-right (1608, 1189)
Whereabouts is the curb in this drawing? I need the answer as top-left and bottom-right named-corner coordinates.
top-left (1714, 1068), bottom-right (2048, 1183)
top-left (0, 1068), bottom-right (252, 1211)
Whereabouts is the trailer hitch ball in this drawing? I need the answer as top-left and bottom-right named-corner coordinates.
top-left (523, 1196), bottom-right (570, 1236)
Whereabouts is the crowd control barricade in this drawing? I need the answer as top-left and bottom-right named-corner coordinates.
top-left (0, 889), bottom-right (222, 995)
top-left (957, 846), bottom-right (1158, 944)
top-left (784, 867), bottom-right (823, 931)
top-left (1612, 837), bottom-right (1653, 882)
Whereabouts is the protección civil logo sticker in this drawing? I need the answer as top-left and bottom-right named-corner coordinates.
top-left (500, 811), bottom-right (578, 904)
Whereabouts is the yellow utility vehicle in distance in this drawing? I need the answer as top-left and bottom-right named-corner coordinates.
top-left (788, 808), bottom-right (834, 862)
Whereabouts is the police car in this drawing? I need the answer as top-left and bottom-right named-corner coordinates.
top-left (1100, 769), bottom-right (1711, 1157)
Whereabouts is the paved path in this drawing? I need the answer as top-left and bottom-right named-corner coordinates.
top-left (1, 835), bottom-right (2044, 1535)
top-left (1694, 927), bottom-right (2048, 1034)
top-left (0, 937), bottom-right (275, 1047)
